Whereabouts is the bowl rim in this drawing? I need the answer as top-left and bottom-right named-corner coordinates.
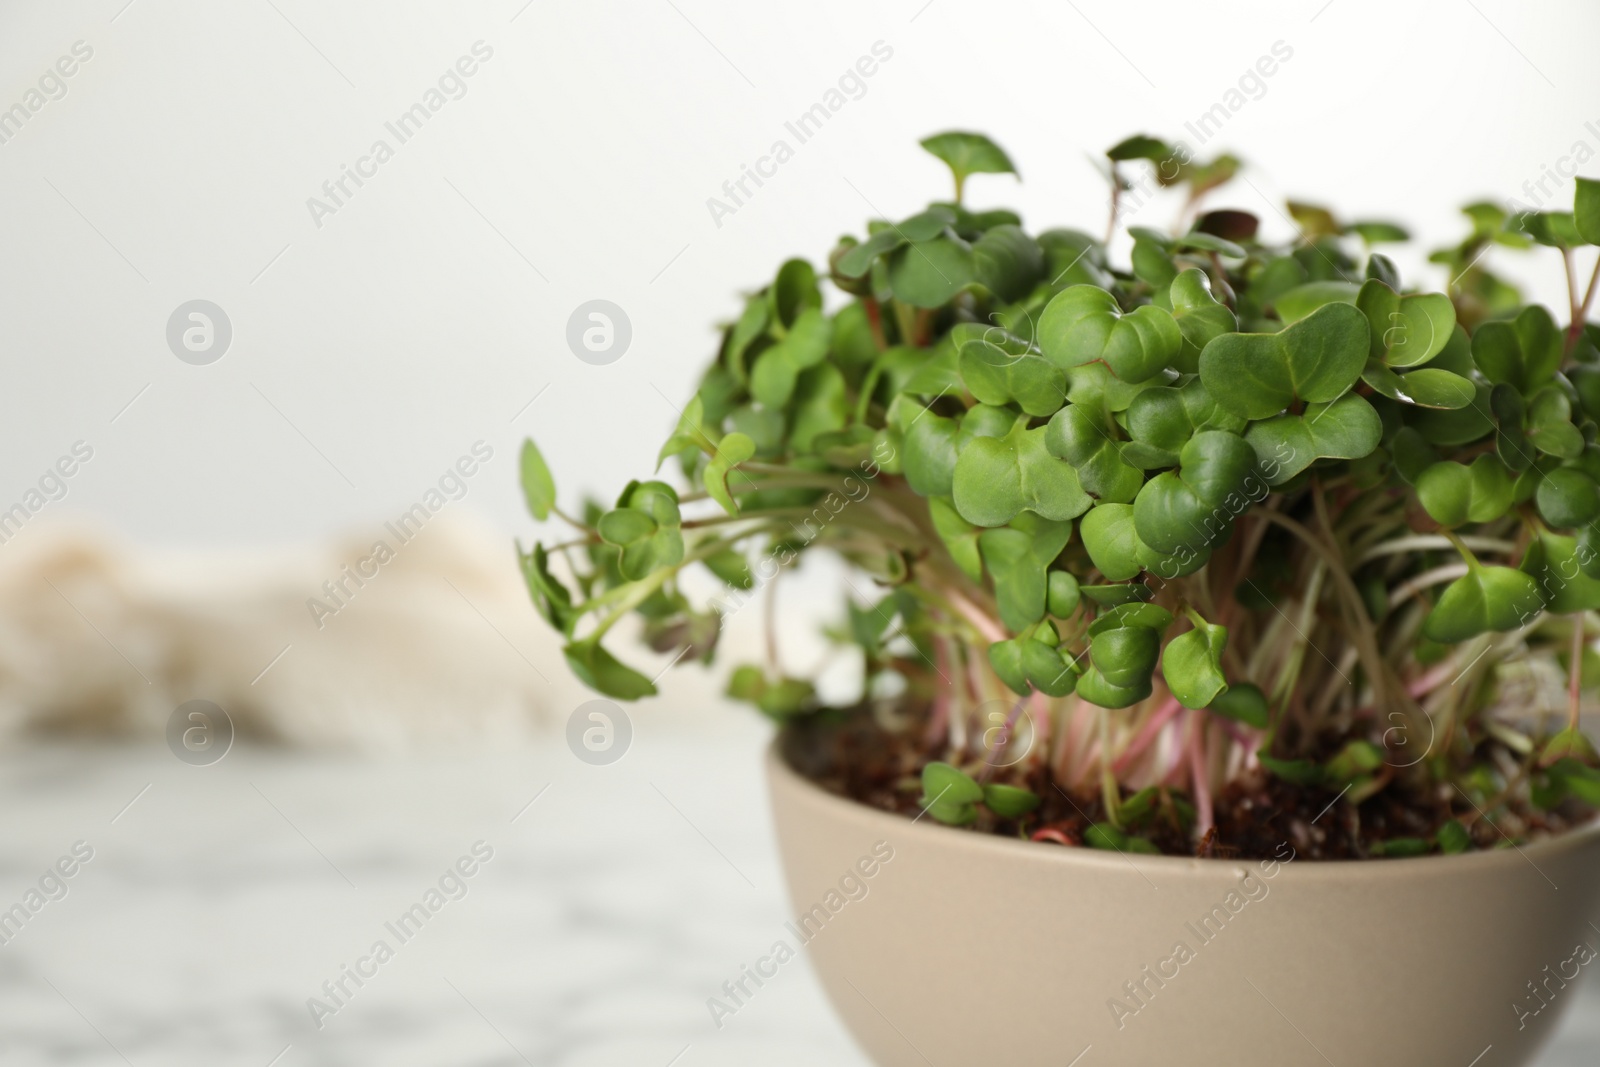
top-left (767, 737), bottom-right (1600, 883)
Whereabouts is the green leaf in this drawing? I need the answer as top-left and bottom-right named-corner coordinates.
top-left (1415, 456), bottom-right (1514, 527)
top-left (902, 410), bottom-right (960, 497)
top-left (1199, 301), bottom-right (1370, 419)
top-left (919, 131), bottom-right (1017, 188)
top-left (1536, 468), bottom-right (1600, 528)
top-left (929, 496), bottom-right (982, 581)
top-left (979, 529), bottom-right (1046, 632)
top-left (1325, 739), bottom-right (1383, 784)
top-left (971, 225), bottom-right (1045, 303)
top-left (657, 393), bottom-right (718, 469)
top-left (1038, 286), bottom-right (1182, 383)
top-left (1080, 503), bottom-right (1144, 582)
top-left (1576, 177), bottom-right (1600, 245)
top-left (1132, 431), bottom-right (1259, 554)
top-left (920, 760), bottom-right (984, 825)
top-left (834, 229), bottom-right (905, 280)
top-left (1131, 236), bottom-right (1179, 289)
top-left (1047, 570), bottom-right (1081, 617)
top-left (1356, 279), bottom-right (1455, 368)
top-left (1546, 758), bottom-right (1600, 804)
top-left (1088, 602), bottom-right (1174, 635)
top-left (564, 640), bottom-right (658, 700)
top-left (609, 481), bottom-right (684, 581)
top-left (887, 236), bottom-right (976, 308)
top-left (1422, 565), bottom-right (1545, 643)
top-left (703, 547), bottom-right (753, 589)
top-left (1526, 387), bottom-right (1584, 460)
top-left (978, 516), bottom-right (1074, 632)
top-left (756, 677), bottom-right (816, 721)
top-left (1124, 377), bottom-right (1244, 457)
top-left (769, 258), bottom-right (821, 329)
top-left (1521, 529), bottom-right (1600, 614)
top-left (750, 308), bottom-right (832, 408)
top-left (1244, 394), bottom-right (1382, 486)
top-left (988, 638), bottom-right (1030, 695)
top-left (1173, 232), bottom-right (1247, 259)
top-left (1209, 682), bottom-right (1268, 728)
top-left (959, 333), bottom-right (1066, 417)
top-left (1516, 211), bottom-right (1584, 248)
top-left (1079, 623), bottom-right (1161, 709)
top-left (1085, 823), bottom-right (1161, 854)
top-left (520, 543), bottom-right (577, 634)
top-left (1540, 727), bottom-right (1599, 768)
top-left (952, 421), bottom-right (1092, 527)
top-left (1361, 365), bottom-right (1475, 409)
top-left (1348, 220), bottom-right (1410, 244)
top-left (1044, 404), bottom-right (1143, 503)
top-left (724, 297), bottom-right (771, 384)
top-left (597, 507), bottom-right (656, 546)
top-left (1474, 306), bottom-right (1564, 392)
top-left (982, 783), bottom-right (1041, 818)
top-left (1258, 754), bottom-right (1323, 786)
top-left (1370, 837), bottom-right (1431, 858)
top-left (1436, 819), bottom-right (1472, 854)
top-left (1162, 618), bottom-right (1228, 709)
top-left (1020, 638), bottom-right (1077, 697)
top-left (704, 432), bottom-right (756, 515)
top-left (1272, 281), bottom-right (1360, 324)
top-left (1168, 268), bottom-right (1238, 372)
top-left (519, 439), bottom-right (557, 521)
top-left (1106, 134), bottom-right (1169, 162)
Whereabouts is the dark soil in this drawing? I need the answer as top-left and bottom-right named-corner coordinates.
top-left (780, 709), bottom-right (1595, 861)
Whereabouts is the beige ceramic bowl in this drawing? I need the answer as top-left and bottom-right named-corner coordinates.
top-left (768, 742), bottom-right (1600, 1067)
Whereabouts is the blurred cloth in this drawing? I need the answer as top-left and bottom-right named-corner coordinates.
top-left (0, 514), bottom-right (580, 748)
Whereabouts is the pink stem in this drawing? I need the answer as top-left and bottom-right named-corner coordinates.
top-left (978, 696), bottom-right (1028, 781)
top-left (1112, 695), bottom-right (1183, 774)
top-left (923, 637), bottom-right (952, 749)
top-left (1061, 701), bottom-right (1097, 788)
top-left (1407, 660), bottom-right (1459, 699)
top-left (946, 589), bottom-right (1008, 644)
top-left (1217, 719), bottom-right (1254, 750)
top-left (1189, 712), bottom-right (1215, 841)
top-left (1027, 689), bottom-right (1050, 765)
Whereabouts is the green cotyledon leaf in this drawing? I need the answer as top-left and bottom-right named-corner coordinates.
top-left (1198, 301), bottom-right (1369, 419)
top-left (1422, 565), bottom-right (1544, 644)
top-left (1356, 278), bottom-right (1455, 368)
top-left (1132, 430), bottom-right (1259, 555)
top-left (1162, 617), bottom-right (1228, 709)
top-left (953, 420), bottom-right (1092, 527)
top-left (1038, 285), bottom-right (1182, 384)
top-left (1414, 455), bottom-right (1514, 527)
top-left (519, 438), bottom-right (556, 521)
top-left (1243, 394), bottom-right (1382, 486)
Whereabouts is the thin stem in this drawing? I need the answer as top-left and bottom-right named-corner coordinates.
top-left (1112, 694), bottom-right (1182, 774)
top-left (765, 570), bottom-right (781, 673)
top-left (1572, 254), bottom-right (1600, 352)
top-left (1565, 247), bottom-right (1582, 332)
top-left (1189, 711), bottom-right (1215, 844)
top-left (1570, 614), bottom-right (1585, 733)
top-left (552, 505), bottom-right (591, 531)
top-left (1099, 705), bottom-right (1120, 827)
top-left (1105, 164), bottom-right (1121, 247)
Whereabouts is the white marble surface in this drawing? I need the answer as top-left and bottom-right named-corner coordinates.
top-left (0, 713), bottom-right (1596, 1066)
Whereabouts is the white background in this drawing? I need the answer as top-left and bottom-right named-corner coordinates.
top-left (0, 0), bottom-right (1596, 551)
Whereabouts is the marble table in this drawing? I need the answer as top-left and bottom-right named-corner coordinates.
top-left (0, 713), bottom-right (1594, 1066)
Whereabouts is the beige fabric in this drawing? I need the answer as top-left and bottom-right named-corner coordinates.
top-left (0, 514), bottom-right (579, 748)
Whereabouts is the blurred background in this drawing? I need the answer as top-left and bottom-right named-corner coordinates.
top-left (0, 0), bottom-right (1597, 1063)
